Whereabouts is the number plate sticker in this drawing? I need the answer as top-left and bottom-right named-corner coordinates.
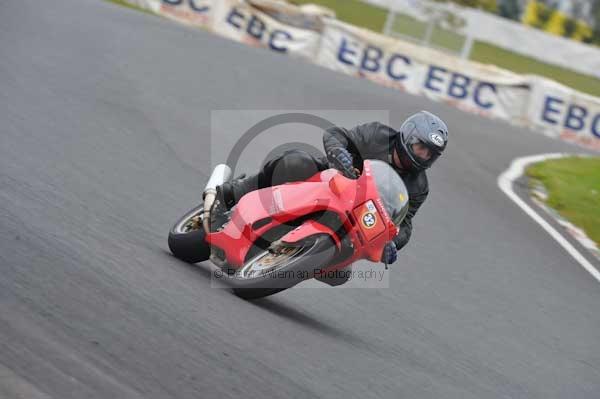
top-left (353, 200), bottom-right (385, 241)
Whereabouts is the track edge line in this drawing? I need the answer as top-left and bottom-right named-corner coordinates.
top-left (497, 153), bottom-right (600, 283)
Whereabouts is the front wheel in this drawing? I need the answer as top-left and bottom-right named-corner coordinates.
top-left (168, 204), bottom-right (211, 263)
top-left (221, 234), bottom-right (337, 300)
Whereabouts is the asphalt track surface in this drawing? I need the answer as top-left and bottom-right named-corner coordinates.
top-left (1, 1), bottom-right (600, 398)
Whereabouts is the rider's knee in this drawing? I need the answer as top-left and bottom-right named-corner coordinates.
top-left (270, 150), bottom-right (320, 185)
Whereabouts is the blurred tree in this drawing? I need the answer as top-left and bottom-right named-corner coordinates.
top-left (563, 15), bottom-right (578, 36)
top-left (572, 20), bottom-right (593, 41)
top-left (593, 0), bottom-right (600, 44)
top-left (522, 1), bottom-right (594, 41)
top-left (545, 8), bottom-right (567, 35)
top-left (522, 1), bottom-right (539, 25)
top-left (537, 2), bottom-right (554, 27)
top-left (523, 1), bottom-right (553, 28)
top-left (498, 0), bottom-right (521, 20)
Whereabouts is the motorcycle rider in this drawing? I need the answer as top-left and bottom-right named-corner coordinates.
top-left (211, 110), bottom-right (448, 284)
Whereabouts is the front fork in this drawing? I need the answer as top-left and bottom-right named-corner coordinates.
top-left (202, 164), bottom-right (232, 234)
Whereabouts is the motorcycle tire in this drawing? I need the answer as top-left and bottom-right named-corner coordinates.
top-left (168, 204), bottom-right (211, 264)
top-left (222, 234), bottom-right (337, 300)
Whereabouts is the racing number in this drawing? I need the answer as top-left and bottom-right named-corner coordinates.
top-left (362, 212), bottom-right (376, 229)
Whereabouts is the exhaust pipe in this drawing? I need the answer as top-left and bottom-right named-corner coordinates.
top-left (203, 164), bottom-right (232, 233)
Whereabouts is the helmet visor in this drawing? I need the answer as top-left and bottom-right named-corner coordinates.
top-left (406, 137), bottom-right (440, 168)
top-left (411, 142), bottom-right (432, 162)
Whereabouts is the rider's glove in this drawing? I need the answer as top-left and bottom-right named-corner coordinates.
top-left (327, 148), bottom-right (357, 179)
top-left (381, 241), bottom-right (397, 265)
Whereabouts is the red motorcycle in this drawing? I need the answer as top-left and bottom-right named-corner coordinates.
top-left (168, 160), bottom-right (409, 299)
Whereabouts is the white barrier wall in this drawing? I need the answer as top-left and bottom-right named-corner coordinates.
top-left (211, 0), bottom-right (321, 60)
top-left (121, 0), bottom-right (600, 151)
top-left (124, 0), bottom-right (214, 27)
top-left (527, 77), bottom-right (600, 150)
top-left (158, 0), bottom-right (214, 28)
top-left (317, 19), bottom-right (530, 122)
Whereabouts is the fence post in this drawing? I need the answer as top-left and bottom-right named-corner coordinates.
top-left (383, 9), bottom-right (395, 36)
top-left (460, 34), bottom-right (474, 59)
top-left (423, 19), bottom-right (435, 46)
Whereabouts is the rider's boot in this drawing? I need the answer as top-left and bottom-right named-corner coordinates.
top-left (209, 173), bottom-right (259, 230)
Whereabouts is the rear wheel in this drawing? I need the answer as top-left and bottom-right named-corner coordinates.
top-left (168, 204), bottom-right (211, 263)
top-left (223, 234), bottom-right (337, 300)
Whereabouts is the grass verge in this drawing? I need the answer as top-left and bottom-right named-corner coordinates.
top-left (294, 0), bottom-right (388, 32)
top-left (526, 156), bottom-right (600, 245)
top-left (106, 0), bottom-right (157, 15)
top-left (292, 0), bottom-right (600, 97)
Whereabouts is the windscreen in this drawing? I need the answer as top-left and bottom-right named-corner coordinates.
top-left (369, 160), bottom-right (410, 227)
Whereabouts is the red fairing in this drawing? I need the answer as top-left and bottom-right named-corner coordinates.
top-left (206, 161), bottom-right (399, 270)
top-left (279, 220), bottom-right (341, 249)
